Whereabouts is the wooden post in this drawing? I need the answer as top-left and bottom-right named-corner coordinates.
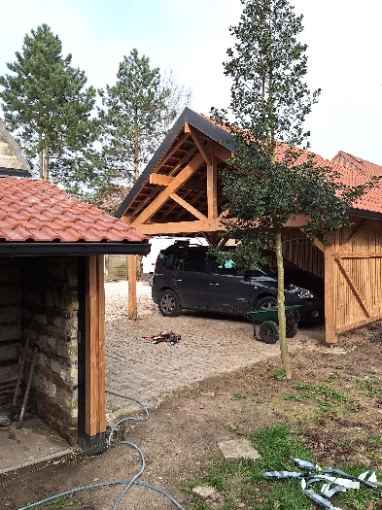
top-left (83, 255), bottom-right (106, 454)
top-left (324, 243), bottom-right (337, 344)
top-left (128, 254), bottom-right (137, 318)
top-left (207, 156), bottom-right (218, 220)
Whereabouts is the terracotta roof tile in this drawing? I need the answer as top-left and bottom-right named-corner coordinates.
top-left (200, 113), bottom-right (382, 217)
top-left (0, 177), bottom-right (148, 243)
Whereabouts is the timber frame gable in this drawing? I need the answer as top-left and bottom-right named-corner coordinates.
top-left (116, 108), bottom-right (235, 239)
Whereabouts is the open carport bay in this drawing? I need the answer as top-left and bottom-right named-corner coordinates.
top-left (105, 281), bottom-right (325, 413)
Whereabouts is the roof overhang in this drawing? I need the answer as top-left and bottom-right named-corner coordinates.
top-left (0, 167), bottom-right (32, 177)
top-left (0, 242), bottom-right (151, 257)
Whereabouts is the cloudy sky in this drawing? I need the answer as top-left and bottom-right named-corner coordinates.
top-left (0, 0), bottom-right (381, 163)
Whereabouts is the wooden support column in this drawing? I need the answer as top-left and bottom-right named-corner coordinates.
top-left (128, 254), bottom-right (137, 318)
top-left (324, 243), bottom-right (337, 344)
top-left (207, 156), bottom-right (218, 220)
top-left (83, 255), bottom-right (106, 454)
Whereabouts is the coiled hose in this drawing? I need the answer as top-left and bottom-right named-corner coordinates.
top-left (18, 390), bottom-right (186, 510)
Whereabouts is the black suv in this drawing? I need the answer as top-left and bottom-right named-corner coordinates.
top-left (152, 244), bottom-right (324, 323)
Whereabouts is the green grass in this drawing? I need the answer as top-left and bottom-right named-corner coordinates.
top-left (181, 424), bottom-right (381, 510)
top-left (25, 495), bottom-right (83, 509)
top-left (271, 369), bottom-right (287, 380)
top-left (283, 381), bottom-right (359, 423)
top-left (232, 392), bottom-right (246, 400)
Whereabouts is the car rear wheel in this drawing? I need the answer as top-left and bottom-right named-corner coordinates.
top-left (158, 290), bottom-right (181, 317)
top-left (256, 296), bottom-right (277, 310)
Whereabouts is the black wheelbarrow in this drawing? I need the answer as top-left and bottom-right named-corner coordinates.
top-left (247, 305), bottom-right (302, 344)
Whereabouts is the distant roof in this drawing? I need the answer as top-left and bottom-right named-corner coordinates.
top-left (0, 117), bottom-right (31, 177)
top-left (332, 150), bottom-right (382, 177)
top-left (0, 177), bottom-right (148, 256)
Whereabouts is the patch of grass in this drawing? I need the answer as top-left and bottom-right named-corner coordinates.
top-left (31, 496), bottom-right (83, 509)
top-left (182, 424), bottom-right (382, 510)
top-left (187, 501), bottom-right (210, 510)
top-left (271, 369), bottom-right (286, 380)
top-left (354, 375), bottom-right (382, 398)
top-left (232, 392), bottom-right (246, 400)
top-left (325, 372), bottom-right (342, 382)
top-left (202, 472), bottom-right (226, 491)
top-left (284, 381), bottom-right (358, 423)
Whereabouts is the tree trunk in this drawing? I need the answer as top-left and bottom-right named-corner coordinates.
top-left (43, 146), bottom-right (49, 180)
top-left (275, 228), bottom-right (292, 380)
top-left (134, 106), bottom-right (139, 183)
top-left (39, 149), bottom-right (44, 179)
top-left (39, 133), bottom-right (43, 179)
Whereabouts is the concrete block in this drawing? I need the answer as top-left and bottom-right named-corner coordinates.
top-left (218, 439), bottom-right (261, 461)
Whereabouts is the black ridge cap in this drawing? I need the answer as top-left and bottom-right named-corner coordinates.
top-left (0, 168), bottom-right (32, 177)
top-left (0, 242), bottom-right (151, 257)
top-left (114, 107), bottom-right (235, 218)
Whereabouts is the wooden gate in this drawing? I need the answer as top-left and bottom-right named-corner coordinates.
top-left (325, 218), bottom-right (382, 342)
top-left (105, 255), bottom-right (128, 281)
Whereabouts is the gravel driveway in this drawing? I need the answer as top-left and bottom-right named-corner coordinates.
top-left (105, 281), bottom-right (325, 414)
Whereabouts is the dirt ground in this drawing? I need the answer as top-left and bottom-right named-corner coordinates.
top-left (1, 319), bottom-right (382, 509)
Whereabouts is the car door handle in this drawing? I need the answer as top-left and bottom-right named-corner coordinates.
top-left (175, 279), bottom-right (183, 282)
top-left (210, 282), bottom-right (219, 286)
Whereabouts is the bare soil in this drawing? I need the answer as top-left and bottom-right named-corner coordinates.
top-left (1, 320), bottom-right (382, 509)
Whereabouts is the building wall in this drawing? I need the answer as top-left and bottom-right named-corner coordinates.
top-left (0, 258), bottom-right (22, 405)
top-left (22, 257), bottom-right (80, 444)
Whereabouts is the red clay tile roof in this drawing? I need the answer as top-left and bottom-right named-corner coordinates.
top-left (0, 177), bottom-right (147, 243)
top-left (332, 150), bottom-right (382, 177)
top-left (199, 113), bottom-right (382, 216)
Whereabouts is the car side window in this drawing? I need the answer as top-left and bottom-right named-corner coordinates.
top-left (211, 257), bottom-right (238, 275)
top-left (176, 250), bottom-right (207, 273)
top-left (163, 252), bottom-right (175, 270)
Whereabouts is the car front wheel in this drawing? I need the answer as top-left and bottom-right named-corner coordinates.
top-left (256, 296), bottom-right (277, 310)
top-left (158, 290), bottom-right (181, 317)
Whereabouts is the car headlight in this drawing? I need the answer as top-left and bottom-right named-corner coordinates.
top-left (289, 284), bottom-right (315, 299)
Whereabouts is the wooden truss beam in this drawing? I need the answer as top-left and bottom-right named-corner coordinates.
top-left (138, 219), bottom-right (226, 235)
top-left (170, 193), bottom-right (207, 221)
top-left (149, 173), bottom-right (206, 192)
top-left (132, 153), bottom-right (204, 228)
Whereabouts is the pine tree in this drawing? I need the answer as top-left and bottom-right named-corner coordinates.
top-left (99, 49), bottom-right (191, 184)
top-left (0, 24), bottom-right (100, 191)
top-left (215, 0), bottom-right (375, 379)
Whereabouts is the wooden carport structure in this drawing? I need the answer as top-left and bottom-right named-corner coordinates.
top-left (116, 108), bottom-right (382, 344)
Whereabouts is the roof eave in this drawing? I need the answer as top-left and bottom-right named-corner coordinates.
top-left (0, 241), bottom-right (151, 257)
top-left (0, 168), bottom-right (32, 178)
top-left (349, 208), bottom-right (382, 221)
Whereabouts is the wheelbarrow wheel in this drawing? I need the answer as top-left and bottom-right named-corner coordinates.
top-left (259, 320), bottom-right (279, 344)
top-left (286, 322), bottom-right (298, 338)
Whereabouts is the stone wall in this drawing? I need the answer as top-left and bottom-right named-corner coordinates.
top-left (0, 258), bottom-right (22, 405)
top-left (23, 257), bottom-right (80, 444)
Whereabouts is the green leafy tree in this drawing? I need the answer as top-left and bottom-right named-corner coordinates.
top-left (0, 24), bottom-right (101, 192)
top-left (214, 0), bottom-right (376, 379)
top-left (99, 49), bottom-right (191, 185)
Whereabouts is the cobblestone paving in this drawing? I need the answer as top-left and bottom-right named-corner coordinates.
top-left (105, 282), bottom-right (325, 412)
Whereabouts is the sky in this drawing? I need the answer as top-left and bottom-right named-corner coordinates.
top-left (0, 0), bottom-right (381, 164)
